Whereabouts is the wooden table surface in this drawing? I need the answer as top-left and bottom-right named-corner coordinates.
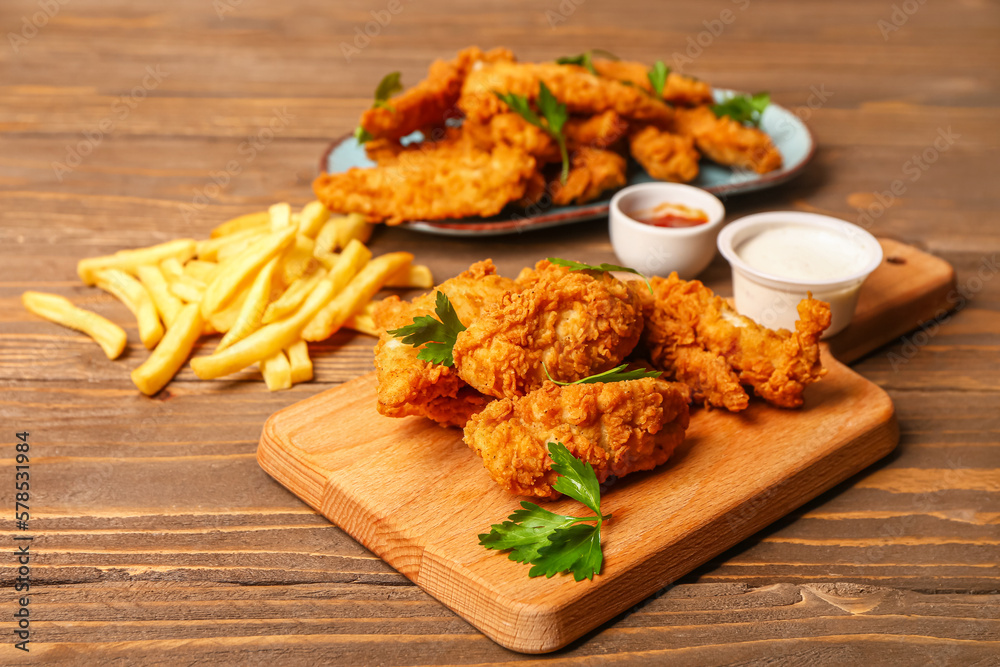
top-left (2, 0), bottom-right (998, 663)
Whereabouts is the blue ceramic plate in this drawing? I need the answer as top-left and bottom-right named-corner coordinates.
top-left (321, 90), bottom-right (815, 237)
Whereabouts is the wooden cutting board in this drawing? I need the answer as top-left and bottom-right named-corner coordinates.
top-left (257, 238), bottom-right (954, 654)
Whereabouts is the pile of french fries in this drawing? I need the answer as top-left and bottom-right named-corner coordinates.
top-left (21, 202), bottom-right (434, 395)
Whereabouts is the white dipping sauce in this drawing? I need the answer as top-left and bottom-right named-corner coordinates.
top-left (736, 225), bottom-right (868, 282)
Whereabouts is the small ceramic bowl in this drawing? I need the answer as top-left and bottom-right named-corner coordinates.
top-left (609, 183), bottom-right (726, 279)
top-left (717, 211), bottom-right (883, 338)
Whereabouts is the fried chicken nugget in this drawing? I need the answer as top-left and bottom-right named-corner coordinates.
top-left (550, 147), bottom-right (628, 206)
top-left (358, 46), bottom-right (515, 141)
top-left (464, 378), bottom-right (690, 499)
top-left (452, 260), bottom-right (644, 399)
top-left (372, 260), bottom-right (514, 427)
top-left (628, 124), bottom-right (701, 183)
top-left (673, 106), bottom-right (782, 174)
top-left (641, 273), bottom-right (831, 410)
top-left (459, 61), bottom-right (674, 126)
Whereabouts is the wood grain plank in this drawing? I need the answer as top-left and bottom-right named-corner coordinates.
top-left (1, 0), bottom-right (997, 661)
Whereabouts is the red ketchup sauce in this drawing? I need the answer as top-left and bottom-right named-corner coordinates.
top-left (632, 202), bottom-right (709, 228)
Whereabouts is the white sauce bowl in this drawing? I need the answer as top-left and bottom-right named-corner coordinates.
top-left (609, 183), bottom-right (726, 279)
top-left (717, 212), bottom-right (883, 338)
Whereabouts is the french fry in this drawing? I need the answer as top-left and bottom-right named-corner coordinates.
top-left (344, 310), bottom-right (379, 337)
top-left (130, 303), bottom-right (203, 396)
top-left (137, 264), bottom-right (183, 328)
top-left (259, 350), bottom-right (292, 391)
top-left (335, 213), bottom-right (374, 248)
top-left (168, 275), bottom-right (205, 304)
top-left (215, 235), bottom-right (258, 263)
top-left (262, 269), bottom-right (325, 324)
top-left (315, 250), bottom-right (340, 272)
top-left (94, 268), bottom-right (164, 349)
top-left (385, 264), bottom-right (434, 289)
top-left (302, 251), bottom-right (413, 342)
top-left (208, 289), bottom-right (247, 333)
top-left (160, 257), bottom-right (184, 281)
top-left (216, 256), bottom-right (278, 352)
top-left (210, 211), bottom-right (269, 238)
top-left (190, 241), bottom-right (372, 379)
top-left (183, 260), bottom-right (218, 282)
top-left (200, 226), bottom-right (296, 318)
top-left (297, 201), bottom-right (331, 238)
top-left (286, 339), bottom-right (313, 384)
top-left (313, 216), bottom-right (345, 255)
top-left (22, 291), bottom-right (127, 360)
top-left (323, 240), bottom-right (373, 296)
top-left (280, 235), bottom-right (317, 286)
top-left (78, 239), bottom-right (196, 286)
top-left (196, 226), bottom-right (265, 261)
top-left (269, 202), bottom-right (292, 231)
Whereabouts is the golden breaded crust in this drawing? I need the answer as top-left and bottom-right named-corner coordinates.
top-left (371, 260), bottom-right (514, 427)
top-left (314, 137), bottom-right (537, 225)
top-left (673, 106), bottom-right (782, 174)
top-left (628, 124), bottom-right (701, 183)
top-left (464, 378), bottom-right (690, 498)
top-left (591, 59), bottom-right (714, 107)
top-left (640, 273), bottom-right (830, 409)
top-left (460, 61), bottom-right (674, 126)
top-left (359, 46), bottom-right (515, 141)
top-left (453, 260), bottom-right (643, 398)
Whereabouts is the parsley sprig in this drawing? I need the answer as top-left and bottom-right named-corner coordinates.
top-left (479, 442), bottom-right (611, 581)
top-left (547, 257), bottom-right (652, 293)
top-left (494, 82), bottom-right (570, 183)
top-left (555, 48), bottom-right (620, 76)
top-left (543, 362), bottom-right (662, 385)
top-left (647, 60), bottom-right (670, 98)
top-left (354, 71), bottom-right (404, 143)
top-left (711, 91), bottom-right (771, 127)
top-left (386, 291), bottom-right (465, 367)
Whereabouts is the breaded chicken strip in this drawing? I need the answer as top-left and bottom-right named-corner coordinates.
top-left (628, 124), bottom-right (701, 183)
top-left (314, 132), bottom-right (537, 225)
top-left (640, 273), bottom-right (830, 409)
top-left (550, 147), bottom-right (628, 205)
top-left (460, 61), bottom-right (674, 126)
top-left (464, 378), bottom-right (690, 499)
top-left (465, 110), bottom-right (628, 165)
top-left (358, 46), bottom-right (515, 141)
top-left (372, 259), bottom-right (514, 427)
top-left (673, 106), bottom-right (782, 174)
top-left (452, 260), bottom-right (643, 399)
top-left (591, 59), bottom-right (714, 107)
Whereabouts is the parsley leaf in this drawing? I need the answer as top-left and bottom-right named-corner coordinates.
top-left (548, 440), bottom-right (602, 513)
top-left (372, 71), bottom-right (403, 109)
top-left (479, 502), bottom-right (582, 564)
top-left (543, 362), bottom-right (662, 386)
top-left (353, 71), bottom-right (403, 144)
top-left (555, 48), bottom-right (620, 76)
top-left (546, 257), bottom-right (653, 293)
top-left (386, 291), bottom-right (466, 366)
top-left (494, 82), bottom-right (570, 183)
top-left (479, 442), bottom-right (611, 582)
top-left (711, 91), bottom-right (771, 127)
top-left (647, 60), bottom-right (670, 98)
top-left (530, 523), bottom-right (603, 581)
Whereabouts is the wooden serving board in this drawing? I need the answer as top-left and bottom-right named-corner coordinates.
top-left (257, 238), bottom-right (955, 654)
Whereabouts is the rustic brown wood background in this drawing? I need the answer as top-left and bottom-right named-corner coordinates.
top-left (1, 0), bottom-right (998, 663)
